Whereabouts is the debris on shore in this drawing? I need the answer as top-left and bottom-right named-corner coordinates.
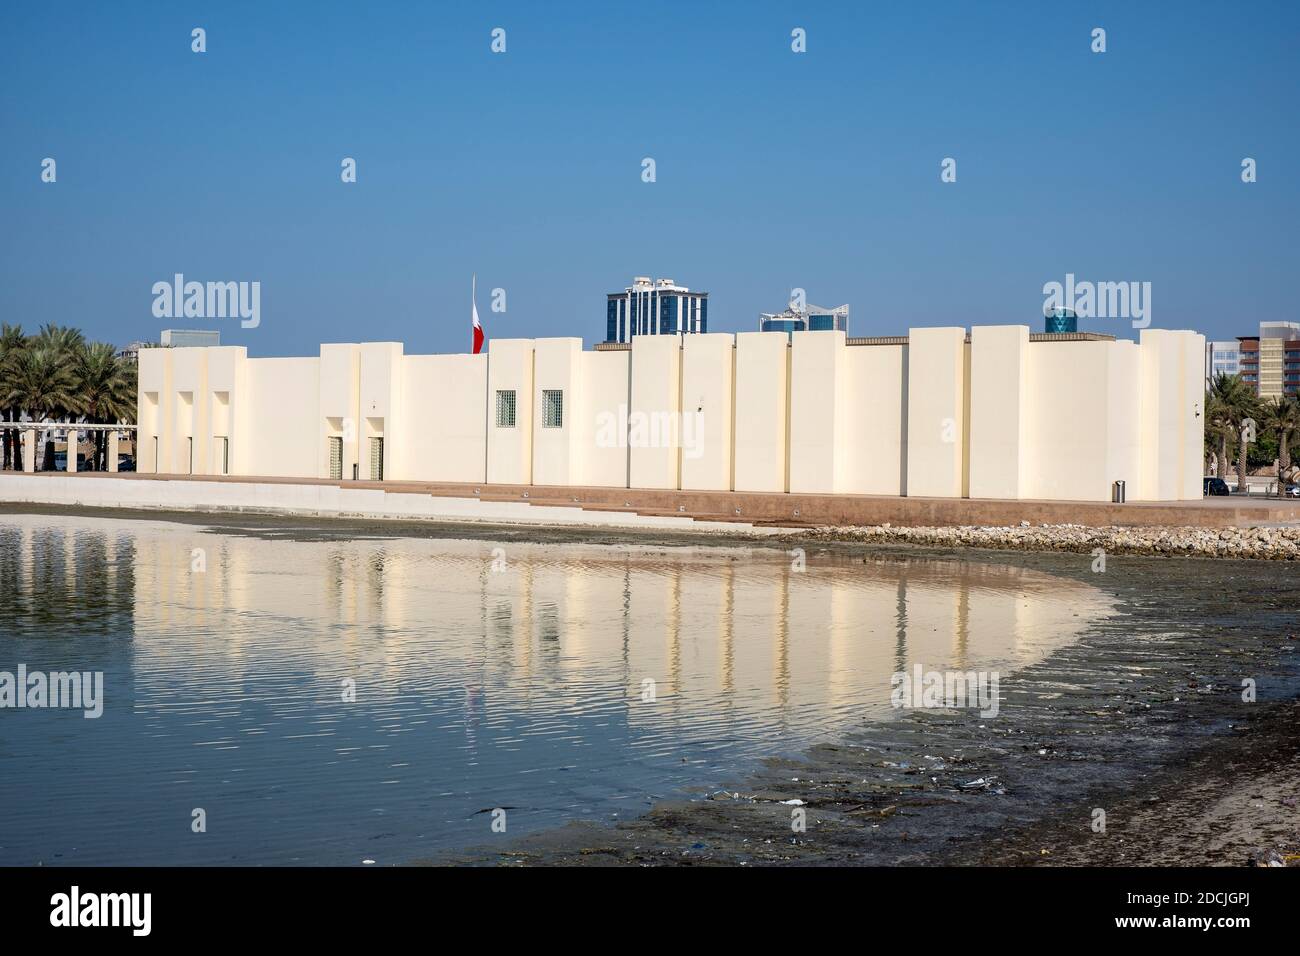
top-left (796, 523), bottom-right (1300, 560)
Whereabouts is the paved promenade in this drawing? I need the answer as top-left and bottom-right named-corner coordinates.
top-left (3, 471), bottom-right (1297, 529)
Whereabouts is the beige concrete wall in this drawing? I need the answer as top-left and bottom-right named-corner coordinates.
top-left (840, 343), bottom-right (907, 495)
top-left (1024, 341), bottom-right (1113, 501)
top-left (628, 336), bottom-right (682, 490)
top-left (245, 358), bottom-right (321, 479)
top-left (733, 332), bottom-right (788, 493)
top-left (789, 331), bottom-right (845, 494)
top-left (320, 344), bottom-right (360, 479)
top-left (531, 338), bottom-right (583, 487)
top-left (359, 343), bottom-right (402, 480)
top-left (906, 327), bottom-right (967, 498)
top-left (680, 333), bottom-right (734, 492)
top-left (399, 353), bottom-right (487, 483)
top-left (1180, 332), bottom-right (1208, 500)
top-left (1138, 329), bottom-right (1204, 502)
top-left (1106, 342), bottom-right (1142, 500)
top-left (968, 326), bottom-right (1028, 499)
top-left (577, 349), bottom-right (630, 488)
top-left (486, 338), bottom-right (534, 485)
top-left (132, 327), bottom-right (1206, 503)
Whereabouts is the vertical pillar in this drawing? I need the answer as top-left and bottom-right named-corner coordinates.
top-left (789, 330), bottom-right (845, 494)
top-left (905, 327), bottom-right (969, 498)
top-left (968, 325), bottom-right (1029, 499)
top-left (66, 428), bottom-right (78, 473)
top-left (21, 430), bottom-right (35, 472)
top-left (108, 431), bottom-right (120, 472)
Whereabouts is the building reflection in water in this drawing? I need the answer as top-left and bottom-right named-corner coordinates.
top-left (0, 513), bottom-right (1115, 864)
top-left (118, 527), bottom-right (1111, 733)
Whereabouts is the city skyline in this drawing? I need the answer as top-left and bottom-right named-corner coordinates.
top-left (3, 1), bottom-right (1298, 357)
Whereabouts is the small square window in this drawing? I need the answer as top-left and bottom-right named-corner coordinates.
top-left (495, 390), bottom-right (516, 428)
top-left (542, 390), bottom-right (564, 428)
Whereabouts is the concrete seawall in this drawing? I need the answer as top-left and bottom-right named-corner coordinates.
top-left (2, 472), bottom-right (1298, 530)
top-left (0, 474), bottom-right (778, 534)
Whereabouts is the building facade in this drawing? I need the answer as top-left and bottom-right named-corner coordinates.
top-left (1205, 339), bottom-right (1241, 386)
top-left (605, 277), bottom-right (707, 343)
top-left (1204, 321), bottom-right (1300, 397)
top-left (137, 326), bottom-right (1205, 503)
top-left (759, 301), bottom-right (849, 335)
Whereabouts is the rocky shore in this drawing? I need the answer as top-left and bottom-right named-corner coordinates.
top-left (795, 522), bottom-right (1300, 560)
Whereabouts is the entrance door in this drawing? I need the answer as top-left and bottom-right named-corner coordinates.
top-left (213, 437), bottom-right (229, 475)
top-left (329, 437), bottom-right (343, 480)
top-left (369, 437), bottom-right (384, 481)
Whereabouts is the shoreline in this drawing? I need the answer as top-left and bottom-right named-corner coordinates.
top-left (5, 499), bottom-right (1300, 561)
top-left (794, 522), bottom-right (1300, 560)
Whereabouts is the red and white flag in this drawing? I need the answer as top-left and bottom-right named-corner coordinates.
top-left (472, 275), bottom-right (484, 354)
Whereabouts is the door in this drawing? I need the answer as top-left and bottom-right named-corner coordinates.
top-left (213, 437), bottom-right (229, 476)
top-left (329, 437), bottom-right (343, 480)
top-left (186, 437), bottom-right (193, 475)
top-left (369, 437), bottom-right (383, 481)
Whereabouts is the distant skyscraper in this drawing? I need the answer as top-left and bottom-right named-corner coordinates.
top-left (605, 277), bottom-right (707, 343)
top-left (1205, 340), bottom-right (1241, 387)
top-left (1205, 321), bottom-right (1300, 397)
top-left (759, 300), bottom-right (849, 335)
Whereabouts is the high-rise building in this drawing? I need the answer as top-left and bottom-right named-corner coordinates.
top-left (605, 277), bottom-right (707, 343)
top-left (1260, 321), bottom-right (1300, 398)
top-left (1207, 321), bottom-right (1300, 397)
top-left (759, 301), bottom-right (849, 335)
top-left (1205, 340), bottom-right (1241, 387)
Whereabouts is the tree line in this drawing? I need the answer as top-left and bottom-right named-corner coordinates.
top-left (0, 323), bottom-right (137, 471)
top-left (1205, 372), bottom-right (1300, 493)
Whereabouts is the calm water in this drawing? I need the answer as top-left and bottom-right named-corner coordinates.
top-left (0, 514), bottom-right (1112, 865)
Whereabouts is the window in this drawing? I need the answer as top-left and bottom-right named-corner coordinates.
top-left (495, 390), bottom-right (517, 428)
top-left (542, 389), bottom-right (564, 428)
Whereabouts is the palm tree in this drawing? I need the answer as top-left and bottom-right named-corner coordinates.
top-left (5, 345), bottom-right (84, 470)
top-left (1206, 373), bottom-right (1256, 483)
top-left (1262, 394), bottom-right (1300, 493)
top-left (0, 324), bottom-right (26, 470)
top-left (29, 324), bottom-right (89, 469)
top-left (1204, 393), bottom-right (1235, 478)
top-left (78, 342), bottom-right (137, 470)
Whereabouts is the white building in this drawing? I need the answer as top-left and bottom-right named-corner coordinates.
top-left (136, 325), bottom-right (1205, 502)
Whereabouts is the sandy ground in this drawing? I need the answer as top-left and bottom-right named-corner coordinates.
top-left (957, 699), bottom-right (1300, 867)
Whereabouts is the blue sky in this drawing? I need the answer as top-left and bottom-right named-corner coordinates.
top-left (2, 0), bottom-right (1297, 355)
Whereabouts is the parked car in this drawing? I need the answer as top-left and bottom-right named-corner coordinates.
top-left (1284, 483), bottom-right (1300, 498)
top-left (117, 455), bottom-right (136, 472)
top-left (1203, 476), bottom-right (1231, 497)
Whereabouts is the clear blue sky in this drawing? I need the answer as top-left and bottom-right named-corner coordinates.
top-left (2, 1), bottom-right (1297, 356)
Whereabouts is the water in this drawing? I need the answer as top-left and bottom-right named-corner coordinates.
top-left (0, 513), bottom-right (1112, 865)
